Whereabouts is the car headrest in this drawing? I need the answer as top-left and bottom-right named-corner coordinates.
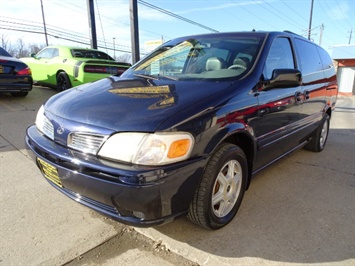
top-left (206, 57), bottom-right (225, 71)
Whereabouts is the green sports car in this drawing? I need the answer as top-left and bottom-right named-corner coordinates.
top-left (21, 46), bottom-right (131, 91)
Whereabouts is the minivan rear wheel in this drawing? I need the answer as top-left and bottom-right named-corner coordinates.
top-left (304, 113), bottom-right (330, 152)
top-left (188, 143), bottom-right (247, 230)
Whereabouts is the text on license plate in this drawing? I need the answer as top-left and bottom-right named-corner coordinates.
top-left (0, 66), bottom-right (3, 73)
top-left (37, 158), bottom-right (63, 187)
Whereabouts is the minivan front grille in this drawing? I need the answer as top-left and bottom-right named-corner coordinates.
top-left (43, 117), bottom-right (54, 140)
top-left (68, 133), bottom-right (108, 155)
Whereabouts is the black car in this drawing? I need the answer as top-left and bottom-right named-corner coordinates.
top-left (0, 47), bottom-right (33, 97)
top-left (26, 31), bottom-right (338, 230)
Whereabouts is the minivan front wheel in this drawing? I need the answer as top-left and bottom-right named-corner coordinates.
top-left (188, 143), bottom-right (247, 230)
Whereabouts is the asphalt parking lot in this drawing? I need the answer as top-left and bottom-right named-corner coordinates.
top-left (0, 86), bottom-right (354, 265)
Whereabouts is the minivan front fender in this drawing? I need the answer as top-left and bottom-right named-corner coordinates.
top-left (203, 122), bottom-right (256, 189)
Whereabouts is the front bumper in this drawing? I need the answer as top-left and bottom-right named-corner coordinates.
top-left (25, 125), bottom-right (206, 227)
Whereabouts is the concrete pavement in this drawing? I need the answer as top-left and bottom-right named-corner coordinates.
top-left (0, 87), bottom-right (190, 266)
top-left (135, 96), bottom-right (355, 265)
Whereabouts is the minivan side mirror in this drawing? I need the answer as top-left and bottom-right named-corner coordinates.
top-left (263, 69), bottom-right (302, 90)
top-left (30, 53), bottom-right (37, 58)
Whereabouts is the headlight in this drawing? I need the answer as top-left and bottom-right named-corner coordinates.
top-left (98, 132), bottom-right (194, 165)
top-left (35, 105), bottom-right (54, 140)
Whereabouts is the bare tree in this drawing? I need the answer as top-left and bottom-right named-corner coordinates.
top-left (16, 38), bottom-right (29, 58)
top-left (1, 34), bottom-right (15, 55)
top-left (28, 43), bottom-right (45, 55)
top-left (116, 53), bottom-right (132, 63)
top-left (1, 34), bottom-right (9, 49)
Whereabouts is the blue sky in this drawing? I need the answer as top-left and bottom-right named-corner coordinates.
top-left (0, 0), bottom-right (354, 57)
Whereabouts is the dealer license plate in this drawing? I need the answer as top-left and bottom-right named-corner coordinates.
top-left (37, 158), bottom-right (63, 188)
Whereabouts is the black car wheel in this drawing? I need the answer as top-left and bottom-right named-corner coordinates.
top-left (11, 92), bottom-right (28, 97)
top-left (304, 113), bottom-right (330, 152)
top-left (56, 72), bottom-right (72, 92)
top-left (188, 143), bottom-right (247, 230)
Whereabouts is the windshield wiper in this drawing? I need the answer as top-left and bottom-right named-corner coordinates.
top-left (134, 73), bottom-right (160, 80)
top-left (158, 74), bottom-right (179, 81)
top-left (134, 73), bottom-right (178, 81)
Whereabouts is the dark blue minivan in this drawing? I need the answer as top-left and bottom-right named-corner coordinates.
top-left (26, 31), bottom-right (338, 230)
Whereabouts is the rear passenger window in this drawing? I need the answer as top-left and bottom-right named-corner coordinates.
top-left (294, 38), bottom-right (324, 83)
top-left (317, 46), bottom-right (335, 79)
top-left (263, 37), bottom-right (295, 79)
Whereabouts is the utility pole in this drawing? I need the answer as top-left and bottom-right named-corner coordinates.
top-left (113, 37), bottom-right (116, 59)
top-left (349, 29), bottom-right (354, 44)
top-left (319, 24), bottom-right (324, 46)
top-left (130, 0), bottom-right (140, 64)
top-left (40, 0), bottom-right (48, 46)
top-left (87, 0), bottom-right (97, 49)
top-left (308, 0), bottom-right (314, 40)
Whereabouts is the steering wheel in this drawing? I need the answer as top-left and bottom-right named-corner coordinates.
top-left (228, 64), bottom-right (247, 70)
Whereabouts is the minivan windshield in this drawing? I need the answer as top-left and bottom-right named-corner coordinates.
top-left (123, 34), bottom-right (265, 80)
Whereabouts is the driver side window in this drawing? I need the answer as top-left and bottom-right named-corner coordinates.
top-left (263, 37), bottom-right (295, 79)
top-left (37, 48), bottom-right (55, 59)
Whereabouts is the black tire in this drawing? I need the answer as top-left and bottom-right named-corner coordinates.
top-left (304, 113), bottom-right (330, 152)
top-left (11, 92), bottom-right (28, 97)
top-left (188, 143), bottom-right (248, 230)
top-left (56, 72), bottom-right (72, 92)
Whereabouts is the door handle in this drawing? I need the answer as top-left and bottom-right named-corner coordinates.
top-left (304, 90), bottom-right (310, 100)
top-left (295, 91), bottom-right (303, 102)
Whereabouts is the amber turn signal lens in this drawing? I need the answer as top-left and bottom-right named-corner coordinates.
top-left (167, 139), bottom-right (191, 158)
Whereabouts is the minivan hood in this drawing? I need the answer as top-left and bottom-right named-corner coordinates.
top-left (44, 77), bottom-right (234, 132)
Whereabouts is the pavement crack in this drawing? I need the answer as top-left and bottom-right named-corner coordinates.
top-left (63, 225), bottom-right (199, 266)
top-left (295, 161), bottom-right (354, 176)
top-left (0, 133), bottom-right (31, 159)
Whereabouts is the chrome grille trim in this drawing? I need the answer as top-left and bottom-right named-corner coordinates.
top-left (68, 132), bottom-right (108, 155)
top-left (43, 117), bottom-right (54, 140)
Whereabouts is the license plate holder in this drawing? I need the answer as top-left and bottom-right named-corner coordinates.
top-left (37, 158), bottom-right (63, 188)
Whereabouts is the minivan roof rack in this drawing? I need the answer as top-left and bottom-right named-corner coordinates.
top-left (283, 30), bottom-right (302, 37)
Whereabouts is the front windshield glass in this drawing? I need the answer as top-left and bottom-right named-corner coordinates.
top-left (123, 33), bottom-right (265, 80)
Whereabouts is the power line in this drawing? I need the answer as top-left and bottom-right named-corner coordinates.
top-left (137, 0), bottom-right (219, 33)
top-left (255, 0), bottom-right (305, 31)
top-left (0, 20), bottom-right (133, 53)
top-left (335, 0), bottom-right (354, 29)
top-left (0, 26), bottom-right (133, 54)
top-left (316, 1), bottom-right (352, 47)
top-left (280, 0), bottom-right (309, 24)
top-left (0, 18), bottom-right (131, 49)
top-left (317, 1), bottom-right (347, 36)
top-left (228, 0), bottom-right (276, 29)
top-left (205, 0), bottom-right (258, 29)
top-left (49, 1), bottom-right (175, 44)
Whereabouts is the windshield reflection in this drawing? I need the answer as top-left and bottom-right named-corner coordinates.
top-left (109, 83), bottom-right (177, 110)
top-left (122, 34), bottom-right (264, 81)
